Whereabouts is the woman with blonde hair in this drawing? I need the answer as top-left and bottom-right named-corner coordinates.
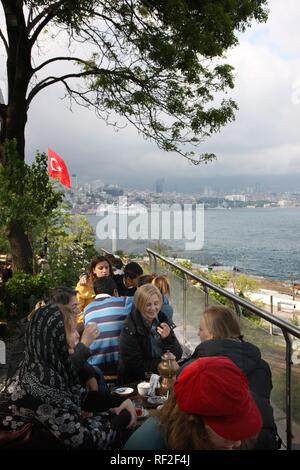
top-left (118, 284), bottom-right (182, 384)
top-left (152, 275), bottom-right (173, 321)
top-left (178, 305), bottom-right (280, 450)
top-left (152, 275), bottom-right (170, 297)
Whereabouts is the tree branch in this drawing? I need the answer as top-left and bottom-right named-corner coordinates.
top-left (33, 56), bottom-right (91, 74)
top-left (27, 69), bottom-right (113, 105)
top-left (27, 1), bottom-right (62, 33)
top-left (29, 1), bottom-right (63, 45)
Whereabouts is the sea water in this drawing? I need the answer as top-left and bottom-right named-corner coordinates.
top-left (86, 207), bottom-right (300, 280)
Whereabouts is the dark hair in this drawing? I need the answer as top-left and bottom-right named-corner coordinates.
top-left (137, 274), bottom-right (156, 287)
top-left (113, 257), bottom-right (124, 270)
top-left (93, 277), bottom-right (117, 296)
top-left (88, 255), bottom-right (113, 278)
top-left (124, 261), bottom-right (143, 280)
top-left (49, 287), bottom-right (77, 305)
top-left (105, 254), bottom-right (124, 270)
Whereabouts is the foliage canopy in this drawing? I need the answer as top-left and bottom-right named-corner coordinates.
top-left (1, 0), bottom-right (268, 163)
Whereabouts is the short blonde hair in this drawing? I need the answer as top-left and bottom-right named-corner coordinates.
top-left (134, 284), bottom-right (163, 314)
top-left (201, 305), bottom-right (241, 340)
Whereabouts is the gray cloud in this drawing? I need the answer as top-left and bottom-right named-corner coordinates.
top-left (15, 0), bottom-right (300, 190)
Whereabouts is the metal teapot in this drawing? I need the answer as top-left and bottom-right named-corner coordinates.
top-left (157, 350), bottom-right (178, 396)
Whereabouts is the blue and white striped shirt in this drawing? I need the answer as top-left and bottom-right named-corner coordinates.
top-left (84, 294), bottom-right (133, 372)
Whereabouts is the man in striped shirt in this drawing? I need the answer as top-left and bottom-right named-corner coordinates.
top-left (83, 277), bottom-right (133, 375)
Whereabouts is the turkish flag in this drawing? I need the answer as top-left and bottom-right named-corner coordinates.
top-left (48, 148), bottom-right (71, 188)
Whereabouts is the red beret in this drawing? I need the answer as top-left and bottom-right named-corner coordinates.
top-left (174, 356), bottom-right (262, 441)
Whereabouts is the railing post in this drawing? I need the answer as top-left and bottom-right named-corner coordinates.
top-left (203, 284), bottom-right (209, 307)
top-left (234, 302), bottom-right (242, 318)
top-left (270, 295), bottom-right (274, 335)
top-left (183, 274), bottom-right (188, 345)
top-left (148, 252), bottom-right (156, 273)
top-left (153, 254), bottom-right (157, 274)
top-left (148, 252), bottom-right (153, 272)
top-left (283, 330), bottom-right (293, 450)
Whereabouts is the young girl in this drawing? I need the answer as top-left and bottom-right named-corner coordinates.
top-left (76, 255), bottom-right (113, 325)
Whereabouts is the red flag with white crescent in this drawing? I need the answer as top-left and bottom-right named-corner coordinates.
top-left (47, 148), bottom-right (71, 188)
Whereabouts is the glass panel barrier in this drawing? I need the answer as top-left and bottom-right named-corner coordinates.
top-left (240, 315), bottom-right (288, 448)
top-left (291, 344), bottom-right (300, 449)
top-left (154, 260), bottom-right (185, 345)
top-left (146, 252), bottom-right (300, 449)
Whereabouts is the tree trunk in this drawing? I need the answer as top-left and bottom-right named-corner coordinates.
top-left (0, 1), bottom-right (34, 272)
top-left (7, 220), bottom-right (33, 274)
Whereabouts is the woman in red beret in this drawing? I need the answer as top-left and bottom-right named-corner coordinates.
top-left (179, 305), bottom-right (279, 450)
top-left (124, 356), bottom-right (262, 450)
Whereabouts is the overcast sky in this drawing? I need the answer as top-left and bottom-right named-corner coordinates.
top-left (1, 0), bottom-right (300, 192)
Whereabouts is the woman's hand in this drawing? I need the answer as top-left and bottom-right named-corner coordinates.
top-left (79, 274), bottom-right (88, 286)
top-left (110, 399), bottom-right (137, 429)
top-left (80, 322), bottom-right (99, 347)
top-left (157, 322), bottom-right (170, 339)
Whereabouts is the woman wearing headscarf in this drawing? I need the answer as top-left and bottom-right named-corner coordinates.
top-left (0, 303), bottom-right (133, 449)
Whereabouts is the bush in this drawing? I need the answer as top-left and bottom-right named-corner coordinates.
top-left (49, 241), bottom-right (96, 286)
top-left (5, 272), bottom-right (55, 317)
top-left (0, 300), bottom-right (5, 320)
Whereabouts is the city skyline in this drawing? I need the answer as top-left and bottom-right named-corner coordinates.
top-left (72, 173), bottom-right (300, 194)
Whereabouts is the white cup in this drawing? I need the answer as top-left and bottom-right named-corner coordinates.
top-left (137, 381), bottom-right (151, 397)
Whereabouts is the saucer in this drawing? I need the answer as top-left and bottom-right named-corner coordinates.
top-left (113, 387), bottom-right (134, 396)
top-left (147, 396), bottom-right (167, 406)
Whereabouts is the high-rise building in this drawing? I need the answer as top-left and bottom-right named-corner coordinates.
top-left (71, 174), bottom-right (78, 190)
top-left (155, 178), bottom-right (165, 193)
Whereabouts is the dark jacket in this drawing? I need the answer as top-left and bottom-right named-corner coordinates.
top-left (118, 309), bottom-right (182, 384)
top-left (180, 338), bottom-right (279, 450)
top-left (71, 343), bottom-right (97, 385)
top-left (6, 318), bottom-right (29, 380)
top-left (115, 278), bottom-right (136, 297)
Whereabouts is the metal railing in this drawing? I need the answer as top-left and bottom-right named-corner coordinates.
top-left (147, 248), bottom-right (300, 450)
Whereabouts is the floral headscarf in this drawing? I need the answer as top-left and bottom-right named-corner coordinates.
top-left (0, 304), bottom-right (117, 449)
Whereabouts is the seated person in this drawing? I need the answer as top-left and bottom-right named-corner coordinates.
top-left (152, 275), bottom-right (173, 322)
top-left (118, 284), bottom-right (182, 384)
top-left (83, 277), bottom-right (133, 376)
top-left (76, 255), bottom-right (113, 326)
top-left (6, 287), bottom-right (78, 380)
top-left (116, 261), bottom-right (143, 297)
top-left (124, 356), bottom-right (262, 450)
top-left (0, 303), bottom-right (136, 450)
top-left (179, 305), bottom-right (280, 450)
top-left (136, 274), bottom-right (174, 322)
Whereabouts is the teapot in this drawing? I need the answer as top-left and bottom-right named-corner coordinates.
top-left (157, 350), bottom-right (178, 396)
